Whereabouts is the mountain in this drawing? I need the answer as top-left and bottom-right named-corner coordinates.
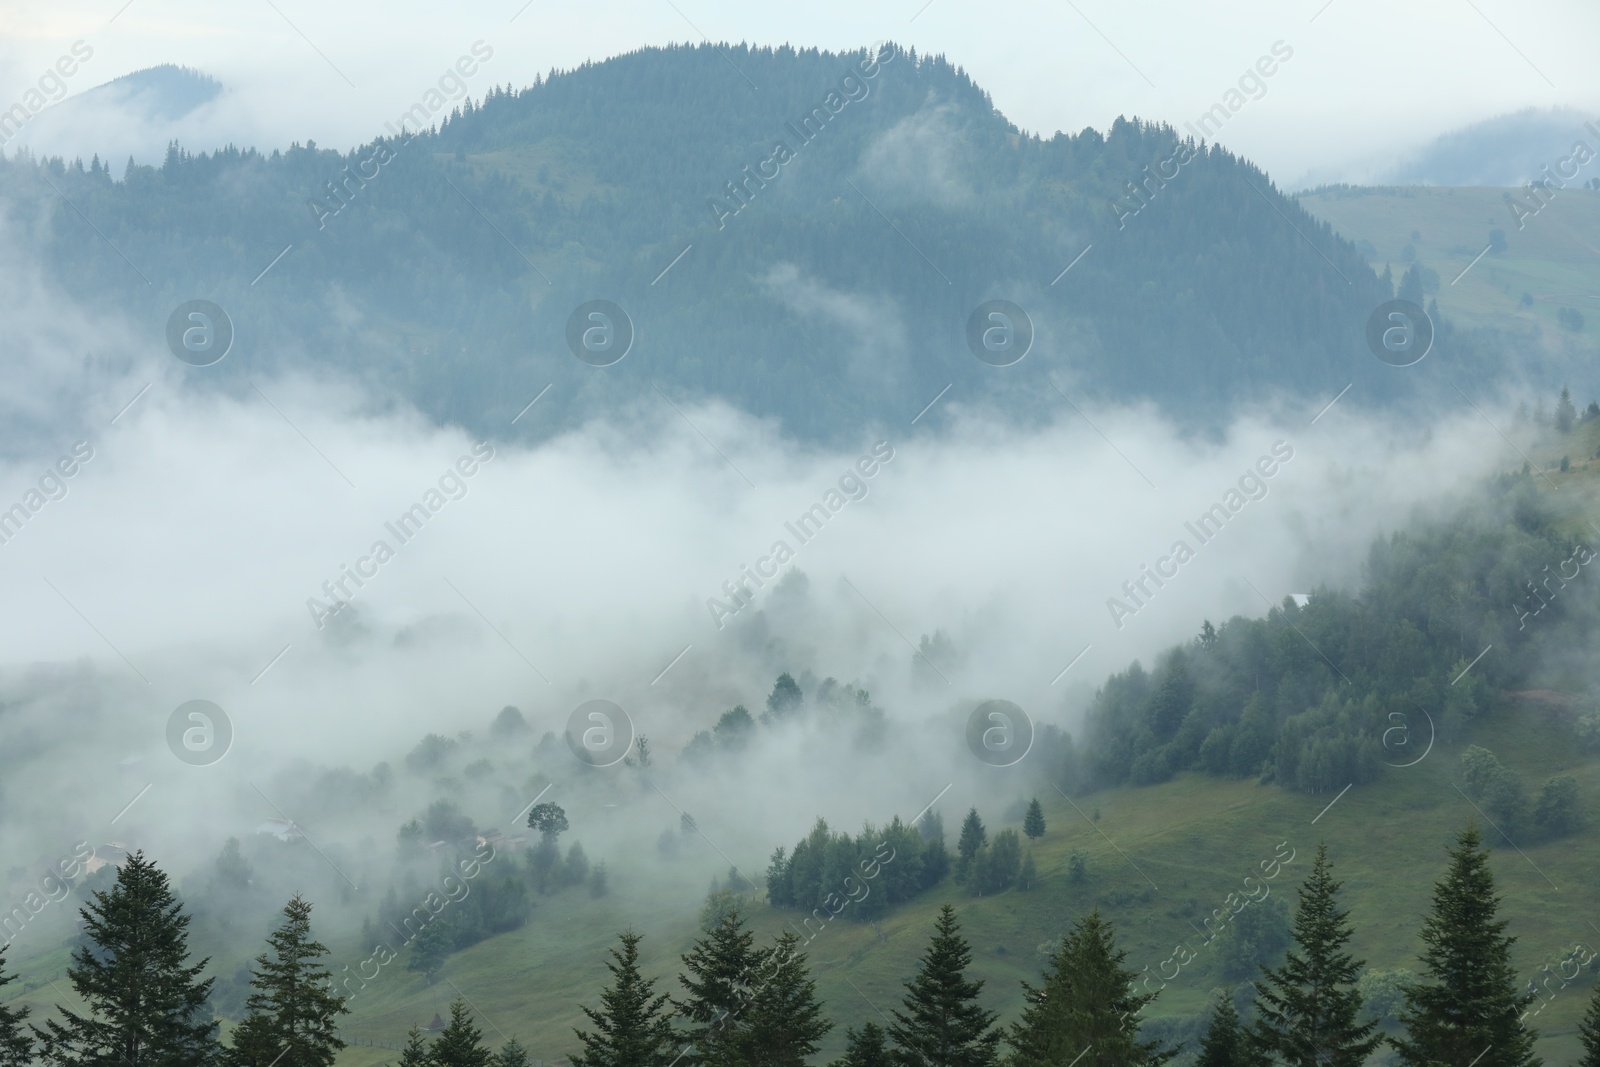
top-left (1384, 107), bottom-right (1600, 188)
top-left (10, 64), bottom-right (226, 166)
top-left (1, 43), bottom-right (1498, 443)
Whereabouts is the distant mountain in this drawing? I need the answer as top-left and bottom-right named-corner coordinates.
top-left (1, 43), bottom-right (1492, 442)
top-left (12, 64), bottom-right (226, 167)
top-left (1384, 107), bottom-right (1599, 187)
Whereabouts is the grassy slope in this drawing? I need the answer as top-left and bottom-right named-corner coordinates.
top-left (1296, 185), bottom-right (1600, 340)
top-left (8, 689), bottom-right (1598, 1065)
top-left (298, 700), bottom-right (1598, 1065)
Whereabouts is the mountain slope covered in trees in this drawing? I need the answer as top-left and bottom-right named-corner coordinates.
top-left (0, 42), bottom-right (1475, 443)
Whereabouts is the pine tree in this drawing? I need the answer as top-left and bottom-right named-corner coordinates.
top-left (35, 850), bottom-right (221, 1067)
top-left (1195, 997), bottom-right (1253, 1067)
top-left (223, 895), bottom-right (346, 1067)
top-left (1557, 386), bottom-right (1577, 433)
top-left (572, 932), bottom-right (678, 1067)
top-left (1248, 844), bottom-right (1379, 1067)
top-left (744, 932), bottom-right (831, 1067)
top-left (431, 1000), bottom-right (493, 1067)
top-left (1577, 981), bottom-right (1600, 1067)
top-left (1022, 800), bottom-right (1045, 840)
top-left (675, 907), bottom-right (763, 1066)
top-left (1393, 826), bottom-right (1539, 1067)
top-left (889, 904), bottom-right (1000, 1067)
top-left (956, 810), bottom-right (987, 881)
top-left (1005, 909), bottom-right (1170, 1067)
top-left (0, 951), bottom-right (32, 1067)
top-left (495, 1036), bottom-right (531, 1067)
top-left (397, 1025), bottom-right (432, 1067)
top-left (831, 1022), bottom-right (892, 1067)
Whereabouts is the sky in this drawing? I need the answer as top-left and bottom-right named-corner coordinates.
top-left (3, 0), bottom-right (1599, 185)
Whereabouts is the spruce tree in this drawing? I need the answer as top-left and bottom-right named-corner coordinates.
top-left (494, 1036), bottom-right (531, 1067)
top-left (1248, 844), bottom-right (1379, 1067)
top-left (744, 932), bottom-right (831, 1066)
top-left (224, 895), bottom-right (346, 1067)
top-left (1005, 909), bottom-right (1170, 1067)
top-left (0, 951), bottom-right (32, 1067)
top-left (1195, 997), bottom-right (1252, 1067)
top-left (431, 999), bottom-right (493, 1067)
top-left (956, 810), bottom-right (987, 881)
top-left (1022, 800), bottom-right (1045, 840)
top-left (397, 1025), bottom-right (431, 1067)
top-left (831, 1022), bottom-right (892, 1067)
top-left (34, 850), bottom-right (221, 1067)
top-left (571, 931), bottom-right (678, 1067)
top-left (1393, 826), bottom-right (1539, 1067)
top-left (1577, 981), bottom-right (1600, 1067)
top-left (889, 904), bottom-right (1000, 1067)
top-left (675, 908), bottom-right (762, 1066)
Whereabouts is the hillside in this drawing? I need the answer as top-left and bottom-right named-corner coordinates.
top-left (24, 701), bottom-right (1581, 1066)
top-left (1, 42), bottom-right (1428, 445)
top-left (1298, 183), bottom-right (1600, 395)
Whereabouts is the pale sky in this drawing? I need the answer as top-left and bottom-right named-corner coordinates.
top-left (3, 0), bottom-right (1598, 184)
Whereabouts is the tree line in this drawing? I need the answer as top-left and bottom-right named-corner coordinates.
top-left (4, 825), bottom-right (1598, 1065)
top-left (1077, 468), bottom-right (1600, 799)
top-left (566, 825), bottom-right (1597, 1067)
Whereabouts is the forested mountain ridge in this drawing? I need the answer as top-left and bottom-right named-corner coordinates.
top-left (1, 42), bottom-right (1454, 442)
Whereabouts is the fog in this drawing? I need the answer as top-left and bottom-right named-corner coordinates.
top-left (0, 188), bottom-right (1529, 967)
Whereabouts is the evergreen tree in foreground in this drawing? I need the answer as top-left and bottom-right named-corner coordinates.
top-left (1393, 825), bottom-right (1540, 1067)
top-left (831, 1022), bottom-right (892, 1067)
top-left (889, 904), bottom-right (1000, 1067)
top-left (1577, 981), bottom-right (1600, 1067)
top-left (571, 931), bottom-right (678, 1067)
top-left (0, 951), bottom-right (33, 1067)
top-left (1023, 800), bottom-right (1046, 841)
top-left (397, 1025), bottom-right (432, 1067)
top-left (35, 850), bottom-right (221, 1067)
top-left (1248, 844), bottom-right (1379, 1067)
top-left (494, 1036), bottom-right (531, 1067)
top-left (224, 895), bottom-right (346, 1067)
top-left (431, 999), bottom-right (493, 1067)
top-left (675, 907), bottom-right (763, 1066)
top-left (1195, 997), bottom-right (1253, 1067)
top-left (745, 931), bottom-right (831, 1067)
top-left (1005, 909), bottom-right (1170, 1067)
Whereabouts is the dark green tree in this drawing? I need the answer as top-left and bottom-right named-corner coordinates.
top-left (223, 895), bottom-right (347, 1067)
top-left (397, 1026), bottom-right (431, 1067)
top-left (766, 673), bottom-right (803, 720)
top-left (888, 904), bottom-right (1000, 1067)
top-left (675, 908), bottom-right (762, 1066)
top-left (528, 802), bottom-right (570, 842)
top-left (1018, 852), bottom-right (1037, 891)
top-left (494, 1036), bottom-right (531, 1067)
top-left (407, 916), bottom-right (455, 982)
top-left (956, 810), bottom-right (987, 881)
top-left (571, 932), bottom-right (678, 1067)
top-left (1577, 981), bottom-right (1600, 1067)
top-left (1195, 997), bottom-right (1253, 1067)
top-left (1248, 845), bottom-right (1380, 1067)
top-left (831, 1022), bottom-right (892, 1067)
top-left (34, 850), bottom-right (221, 1067)
top-left (0, 951), bottom-right (32, 1067)
top-left (1533, 775), bottom-right (1582, 838)
top-left (431, 1000), bottom-right (493, 1067)
top-left (1022, 800), bottom-right (1045, 840)
top-left (745, 932), bottom-right (832, 1067)
top-left (1393, 826), bottom-right (1539, 1067)
top-left (1005, 909), bottom-right (1170, 1067)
